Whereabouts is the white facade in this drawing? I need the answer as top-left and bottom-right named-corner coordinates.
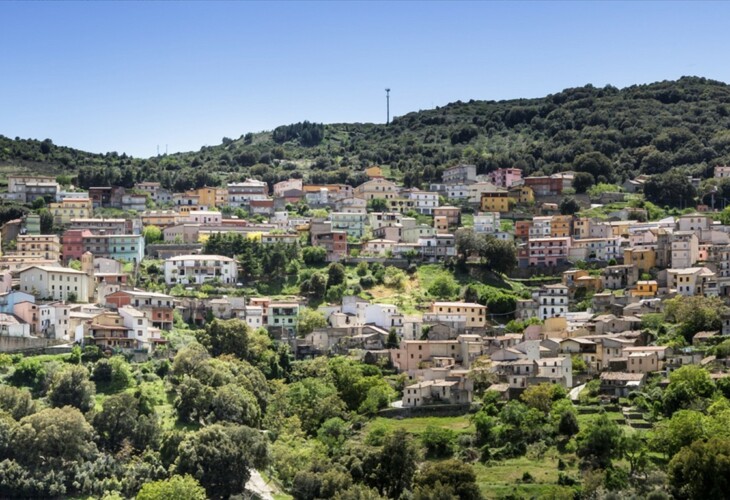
top-left (473, 212), bottom-right (500, 234)
top-left (19, 266), bottom-right (90, 303)
top-left (164, 254), bottom-right (238, 285)
top-left (407, 190), bottom-right (439, 215)
top-left (537, 284), bottom-right (568, 320)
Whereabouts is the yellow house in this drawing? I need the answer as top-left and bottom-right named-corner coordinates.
top-left (509, 185), bottom-right (534, 204)
top-left (480, 191), bottom-right (511, 213)
top-left (430, 302), bottom-right (487, 328)
top-left (632, 280), bottom-right (658, 298)
top-left (49, 198), bottom-right (92, 225)
top-left (551, 215), bottom-right (573, 238)
top-left (185, 187), bottom-right (225, 208)
top-left (624, 247), bottom-right (656, 273)
top-left (141, 211), bottom-right (180, 227)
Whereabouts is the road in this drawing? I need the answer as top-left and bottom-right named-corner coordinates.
top-left (245, 470), bottom-right (275, 500)
top-left (569, 383), bottom-right (586, 402)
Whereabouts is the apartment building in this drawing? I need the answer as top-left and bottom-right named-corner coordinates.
top-left (487, 168), bottom-right (522, 188)
top-left (429, 302), bottom-right (487, 328)
top-left (48, 198), bottom-right (92, 225)
top-left (163, 254), bottom-right (238, 285)
top-left (537, 284), bottom-right (568, 320)
top-left (19, 265), bottom-right (90, 303)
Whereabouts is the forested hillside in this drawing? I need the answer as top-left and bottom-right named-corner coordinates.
top-left (3, 76), bottom-right (730, 191)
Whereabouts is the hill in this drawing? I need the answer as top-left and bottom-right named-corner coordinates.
top-left (3, 76), bottom-right (730, 192)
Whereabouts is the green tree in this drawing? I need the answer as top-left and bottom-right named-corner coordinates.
top-left (421, 426), bottom-right (456, 458)
top-left (669, 437), bottom-right (730, 499)
top-left (143, 225), bottom-right (163, 244)
top-left (559, 196), bottom-right (580, 215)
top-left (663, 366), bottom-right (715, 415)
top-left (302, 246), bottom-right (327, 265)
top-left (650, 409), bottom-right (706, 458)
top-left (572, 172), bottom-right (595, 193)
top-left (327, 263), bottom-right (346, 287)
top-left (137, 474), bottom-right (207, 500)
top-left (413, 459), bottom-right (482, 500)
top-left (196, 318), bottom-right (250, 358)
top-left (298, 308), bottom-right (327, 337)
top-left (14, 407), bottom-right (95, 467)
top-left (93, 392), bottom-right (139, 452)
top-left (377, 429), bottom-right (419, 498)
top-left (209, 384), bottom-right (261, 427)
top-left (47, 365), bottom-right (95, 412)
top-left (664, 295), bottom-right (726, 342)
top-left (367, 198), bottom-right (389, 212)
top-left (428, 275), bottom-right (460, 300)
top-left (576, 413), bottom-right (624, 469)
top-left (0, 386), bottom-right (36, 420)
top-left (521, 382), bottom-right (566, 414)
top-left (175, 424), bottom-right (269, 499)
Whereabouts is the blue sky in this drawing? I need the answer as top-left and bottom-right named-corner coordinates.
top-left (1, 1), bottom-right (729, 157)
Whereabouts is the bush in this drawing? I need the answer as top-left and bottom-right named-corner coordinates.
top-left (421, 426), bottom-right (456, 458)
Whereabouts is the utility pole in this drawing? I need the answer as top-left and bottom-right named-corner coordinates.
top-left (385, 88), bottom-right (391, 125)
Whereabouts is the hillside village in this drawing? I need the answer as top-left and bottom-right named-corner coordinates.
top-left (1, 163), bottom-right (729, 412)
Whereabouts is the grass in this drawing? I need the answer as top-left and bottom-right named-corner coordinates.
top-left (364, 415), bottom-right (474, 436)
top-left (473, 454), bottom-right (577, 499)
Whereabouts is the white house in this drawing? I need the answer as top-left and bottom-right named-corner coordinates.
top-left (537, 284), bottom-right (568, 320)
top-left (19, 265), bottom-right (90, 303)
top-left (163, 254), bottom-right (238, 285)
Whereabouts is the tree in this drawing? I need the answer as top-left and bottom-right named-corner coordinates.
top-left (302, 246), bottom-right (327, 265)
top-left (386, 329), bottom-right (399, 349)
top-left (480, 237), bottom-right (517, 274)
top-left (0, 386), bottom-right (36, 420)
top-left (521, 382), bottom-right (565, 414)
top-left (623, 432), bottom-right (649, 477)
top-left (209, 384), bottom-right (261, 427)
top-left (428, 275), bottom-right (460, 300)
top-left (573, 172), bottom-right (595, 193)
top-left (574, 151), bottom-right (613, 181)
top-left (196, 318), bottom-right (250, 358)
top-left (644, 169), bottom-right (696, 208)
top-left (421, 426), bottom-right (455, 458)
top-left (93, 392), bottom-right (139, 452)
top-left (662, 366), bottom-right (715, 415)
top-left (649, 409), bottom-right (706, 458)
top-left (576, 413), bottom-right (624, 469)
top-left (47, 365), bottom-right (95, 412)
top-left (298, 308), bottom-right (327, 337)
top-left (669, 437), bottom-right (730, 499)
top-left (413, 460), bottom-right (481, 500)
top-left (559, 196), bottom-right (580, 215)
top-left (664, 295), bottom-right (726, 342)
top-left (327, 263), bottom-right (346, 287)
top-left (137, 474), bottom-right (207, 500)
top-left (14, 407), bottom-right (95, 467)
top-left (367, 198), bottom-right (389, 212)
top-left (382, 266), bottom-right (407, 291)
top-left (143, 225), bottom-right (163, 244)
top-left (175, 424), bottom-right (269, 499)
top-left (377, 429), bottom-right (419, 498)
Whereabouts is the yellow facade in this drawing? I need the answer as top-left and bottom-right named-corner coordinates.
top-left (141, 212), bottom-right (180, 227)
top-left (480, 193), bottom-right (510, 213)
top-left (624, 247), bottom-right (656, 273)
top-left (551, 215), bottom-right (573, 238)
top-left (49, 199), bottom-right (92, 225)
top-left (431, 302), bottom-right (487, 328)
top-left (186, 187), bottom-right (225, 208)
top-left (632, 280), bottom-right (658, 297)
top-left (509, 185), bottom-right (534, 204)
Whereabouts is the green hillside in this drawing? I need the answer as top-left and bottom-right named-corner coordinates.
top-left (3, 76), bottom-right (730, 193)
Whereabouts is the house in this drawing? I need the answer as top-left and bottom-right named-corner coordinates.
top-left (14, 234), bottom-right (61, 261)
top-left (671, 231), bottom-right (700, 268)
top-left (19, 265), bottom-right (90, 303)
top-left (509, 185), bottom-right (534, 205)
top-left (623, 247), bottom-right (656, 273)
top-left (430, 302), bottom-right (487, 329)
top-left (632, 280), bottom-right (658, 298)
top-left (526, 237), bottom-right (570, 267)
top-left (487, 168), bottom-right (522, 188)
top-left (69, 218), bottom-right (137, 235)
top-left (330, 212), bottom-right (368, 238)
top-left (353, 178), bottom-right (399, 201)
top-left (602, 265), bottom-right (639, 290)
top-left (61, 230), bottom-right (145, 264)
top-left (135, 182), bottom-right (172, 205)
top-left (163, 254), bottom-right (238, 285)
top-left (268, 302), bottom-right (300, 337)
top-left (362, 239), bottom-right (397, 256)
top-left (668, 267), bottom-right (718, 297)
top-left (524, 176), bottom-right (563, 196)
top-left (227, 179), bottom-right (269, 208)
top-left (312, 231), bottom-right (347, 261)
top-left (141, 211), bottom-right (180, 227)
top-left (715, 166), bottom-right (730, 179)
top-left (104, 289), bottom-right (175, 330)
top-left (537, 284), bottom-right (568, 320)
top-left (600, 372), bottom-right (645, 397)
top-left (432, 206), bottom-right (461, 227)
top-left (48, 198), bottom-right (93, 225)
top-left (480, 190), bottom-right (511, 213)
top-left (442, 164), bottom-right (477, 184)
top-left (406, 190), bottom-right (439, 215)
top-left (401, 375), bottom-right (472, 408)
top-left (473, 212), bottom-right (500, 234)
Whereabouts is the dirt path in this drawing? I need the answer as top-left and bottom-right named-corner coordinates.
top-left (245, 469), bottom-right (275, 500)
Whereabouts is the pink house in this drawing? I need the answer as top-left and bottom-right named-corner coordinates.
top-left (487, 168), bottom-right (523, 188)
top-left (528, 237), bottom-right (570, 267)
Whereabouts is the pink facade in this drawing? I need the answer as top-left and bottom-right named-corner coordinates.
top-left (528, 237), bottom-right (570, 267)
top-left (487, 168), bottom-right (522, 188)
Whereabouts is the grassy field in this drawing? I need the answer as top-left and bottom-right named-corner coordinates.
top-left (473, 455), bottom-right (578, 499)
top-left (364, 415), bottom-right (474, 436)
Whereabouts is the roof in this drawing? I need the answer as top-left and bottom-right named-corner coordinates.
top-left (166, 254), bottom-right (235, 263)
top-left (600, 372), bottom-right (645, 382)
top-left (18, 265), bottom-right (86, 275)
top-left (432, 302), bottom-right (486, 308)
